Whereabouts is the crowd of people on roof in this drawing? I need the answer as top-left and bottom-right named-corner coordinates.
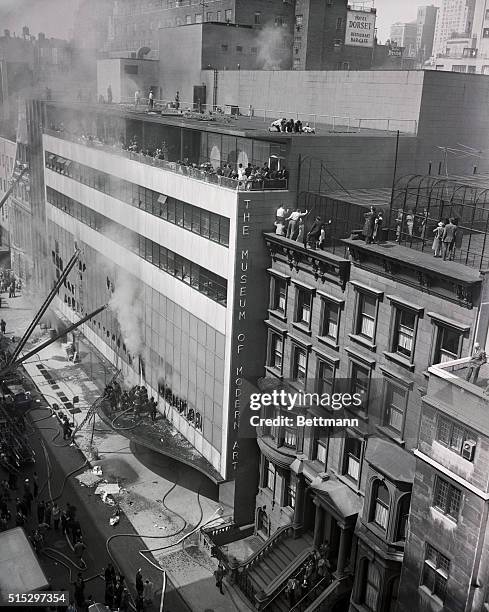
top-left (269, 117), bottom-right (316, 134)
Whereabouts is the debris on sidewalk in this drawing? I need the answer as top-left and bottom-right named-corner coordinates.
top-left (76, 469), bottom-right (104, 487)
top-left (94, 482), bottom-right (121, 504)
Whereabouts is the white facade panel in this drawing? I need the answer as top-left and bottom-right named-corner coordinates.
top-left (47, 203), bottom-right (227, 335)
top-left (45, 168), bottom-right (230, 279)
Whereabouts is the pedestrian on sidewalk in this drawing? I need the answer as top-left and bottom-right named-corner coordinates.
top-left (73, 537), bottom-right (86, 563)
top-left (150, 398), bottom-right (157, 422)
top-left (37, 500), bottom-right (45, 524)
top-left (0, 319), bottom-right (6, 334)
top-left (23, 491), bottom-right (33, 516)
top-left (15, 511), bottom-right (25, 527)
top-left (136, 568), bottom-right (144, 597)
top-left (105, 562), bottom-right (116, 585)
top-left (52, 503), bottom-right (60, 530)
top-left (119, 588), bottom-right (129, 612)
top-left (63, 420), bottom-right (72, 440)
top-left (214, 563), bottom-right (225, 595)
top-left (8, 282), bottom-right (15, 298)
top-left (104, 580), bottom-right (114, 607)
top-left (61, 509), bottom-right (68, 534)
top-left (44, 501), bottom-right (52, 527)
top-left (143, 579), bottom-right (154, 605)
top-left (23, 478), bottom-right (31, 496)
top-left (73, 573), bottom-right (85, 609)
top-left (32, 472), bottom-right (39, 497)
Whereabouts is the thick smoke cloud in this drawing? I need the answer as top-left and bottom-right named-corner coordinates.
top-left (0, 0), bottom-right (80, 39)
top-left (108, 270), bottom-right (144, 357)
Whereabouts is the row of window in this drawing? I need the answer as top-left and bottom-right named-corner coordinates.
top-left (47, 187), bottom-right (227, 306)
top-left (271, 276), bottom-right (466, 366)
top-left (45, 152), bottom-right (230, 246)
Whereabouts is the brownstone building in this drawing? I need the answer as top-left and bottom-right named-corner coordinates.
top-left (207, 175), bottom-right (489, 611)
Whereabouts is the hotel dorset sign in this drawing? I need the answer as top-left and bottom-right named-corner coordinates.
top-left (345, 9), bottom-right (376, 47)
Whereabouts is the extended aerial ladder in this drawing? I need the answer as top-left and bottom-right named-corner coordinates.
top-left (7, 248), bottom-right (81, 366)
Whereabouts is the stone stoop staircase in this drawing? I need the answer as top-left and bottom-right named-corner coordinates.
top-left (236, 526), bottom-right (314, 610)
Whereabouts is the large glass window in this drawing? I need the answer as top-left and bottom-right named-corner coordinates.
top-left (45, 152), bottom-right (230, 246)
top-left (46, 187), bottom-right (227, 305)
top-left (350, 362), bottom-right (370, 411)
top-left (271, 277), bottom-right (287, 314)
top-left (392, 307), bottom-right (416, 358)
top-left (371, 481), bottom-right (389, 530)
top-left (268, 333), bottom-right (283, 371)
top-left (433, 477), bottom-right (462, 519)
top-left (383, 381), bottom-right (407, 435)
top-left (433, 325), bottom-right (462, 364)
top-left (363, 562), bottom-right (380, 611)
top-left (356, 293), bottom-right (377, 340)
top-left (317, 360), bottom-right (334, 396)
top-left (343, 436), bottom-right (362, 482)
top-left (422, 544), bottom-right (450, 602)
top-left (292, 346), bottom-right (307, 385)
top-left (295, 289), bottom-right (312, 327)
top-left (320, 299), bottom-right (339, 342)
top-left (436, 415), bottom-right (476, 459)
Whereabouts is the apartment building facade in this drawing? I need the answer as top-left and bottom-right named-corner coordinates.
top-left (232, 181), bottom-right (486, 609)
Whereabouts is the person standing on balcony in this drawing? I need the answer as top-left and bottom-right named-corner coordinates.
top-left (363, 206), bottom-right (377, 244)
top-left (148, 89), bottom-right (154, 110)
top-left (466, 342), bottom-right (486, 384)
top-left (442, 218), bottom-right (457, 261)
top-left (432, 221), bottom-right (444, 257)
top-left (134, 90), bottom-right (141, 108)
top-left (286, 209), bottom-right (309, 239)
top-left (107, 85), bottom-right (113, 105)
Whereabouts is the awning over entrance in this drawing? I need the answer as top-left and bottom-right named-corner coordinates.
top-left (311, 478), bottom-right (362, 523)
top-left (365, 438), bottom-right (415, 483)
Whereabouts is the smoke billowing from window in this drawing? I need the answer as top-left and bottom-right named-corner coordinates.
top-left (256, 25), bottom-right (291, 70)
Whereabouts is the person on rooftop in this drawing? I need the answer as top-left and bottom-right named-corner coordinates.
top-left (466, 342), bottom-right (486, 384)
top-left (286, 208), bottom-right (309, 240)
top-left (270, 117), bottom-right (285, 132)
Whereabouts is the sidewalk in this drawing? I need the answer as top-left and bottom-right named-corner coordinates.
top-left (3, 292), bottom-right (253, 612)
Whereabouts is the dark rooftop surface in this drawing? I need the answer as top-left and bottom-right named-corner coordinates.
top-left (343, 238), bottom-right (483, 283)
top-left (45, 100), bottom-right (410, 140)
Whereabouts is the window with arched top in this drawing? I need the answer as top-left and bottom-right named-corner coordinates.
top-left (396, 494), bottom-right (411, 541)
top-left (371, 480), bottom-right (390, 530)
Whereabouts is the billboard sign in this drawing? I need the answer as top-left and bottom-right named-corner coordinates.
top-left (345, 9), bottom-right (376, 47)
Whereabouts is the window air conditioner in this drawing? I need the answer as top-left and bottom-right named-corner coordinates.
top-left (462, 440), bottom-right (476, 461)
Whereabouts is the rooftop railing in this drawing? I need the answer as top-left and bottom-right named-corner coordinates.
top-left (43, 95), bottom-right (419, 135)
top-left (43, 128), bottom-right (288, 192)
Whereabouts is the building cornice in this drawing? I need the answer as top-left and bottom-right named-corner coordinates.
top-left (342, 238), bottom-right (481, 309)
top-left (264, 233), bottom-right (350, 290)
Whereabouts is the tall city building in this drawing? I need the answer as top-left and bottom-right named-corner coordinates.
top-left (390, 21), bottom-right (418, 57)
top-left (105, 0), bottom-right (296, 60)
top-left (416, 5), bottom-right (438, 61)
top-left (432, 0), bottom-right (477, 56)
top-left (293, 0), bottom-right (378, 70)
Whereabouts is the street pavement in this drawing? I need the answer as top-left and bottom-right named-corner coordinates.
top-left (0, 291), bottom-right (253, 612)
